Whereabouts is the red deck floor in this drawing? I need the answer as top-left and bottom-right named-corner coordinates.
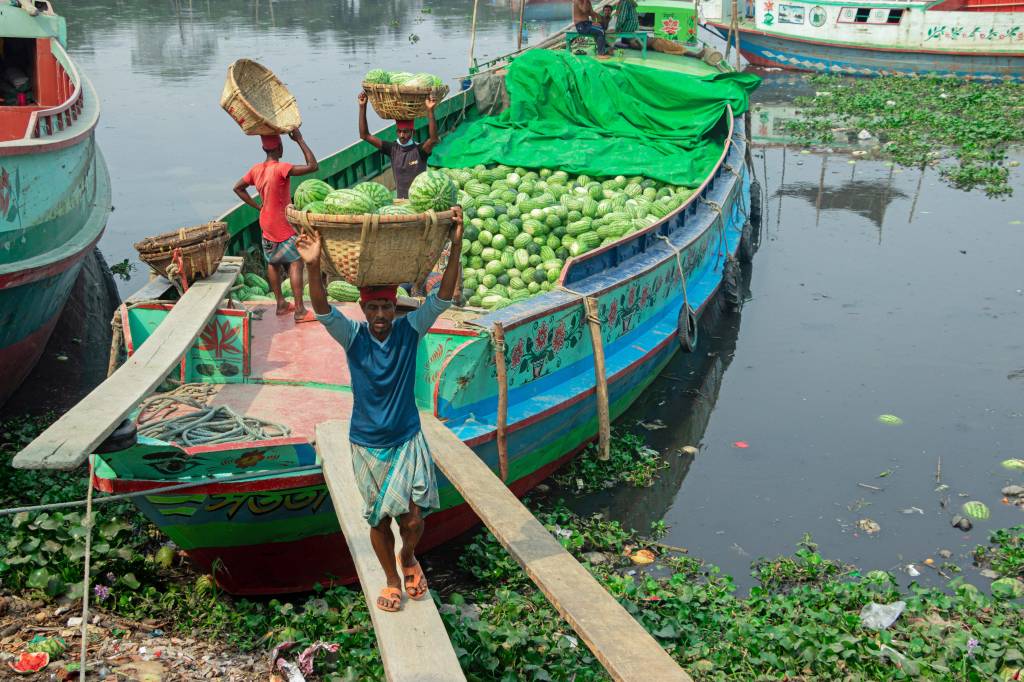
top-left (210, 383), bottom-right (352, 441)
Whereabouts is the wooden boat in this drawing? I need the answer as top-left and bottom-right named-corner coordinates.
top-left (90, 31), bottom-right (758, 595)
top-left (0, 1), bottom-right (111, 406)
top-left (703, 0), bottom-right (1024, 79)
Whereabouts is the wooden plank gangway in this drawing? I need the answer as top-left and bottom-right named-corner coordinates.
top-left (420, 414), bottom-right (693, 682)
top-left (316, 415), bottom-right (692, 682)
top-left (12, 257), bottom-right (243, 471)
top-left (316, 421), bottom-right (466, 682)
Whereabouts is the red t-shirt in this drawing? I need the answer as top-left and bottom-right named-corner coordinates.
top-left (243, 161), bottom-right (295, 243)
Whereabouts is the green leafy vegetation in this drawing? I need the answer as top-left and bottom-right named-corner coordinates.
top-left (3, 415), bottom-right (1022, 681)
top-left (553, 430), bottom-right (668, 493)
top-left (975, 525), bottom-right (1024, 579)
top-left (786, 75), bottom-right (1024, 196)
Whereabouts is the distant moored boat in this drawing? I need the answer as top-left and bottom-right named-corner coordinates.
top-left (703, 0), bottom-right (1024, 79)
top-left (0, 0), bottom-right (112, 406)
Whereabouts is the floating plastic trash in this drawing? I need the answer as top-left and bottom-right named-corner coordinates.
top-left (877, 414), bottom-right (903, 425)
top-left (733, 441), bottom-right (750, 449)
top-left (631, 549), bottom-right (656, 565)
top-left (859, 600), bottom-right (906, 630)
top-left (991, 578), bottom-right (1024, 600)
top-left (1002, 458), bottom-right (1024, 471)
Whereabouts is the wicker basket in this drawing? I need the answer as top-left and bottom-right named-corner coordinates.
top-left (134, 222), bottom-right (230, 283)
top-left (362, 81), bottom-right (450, 121)
top-left (221, 59), bottom-right (301, 136)
top-left (287, 206), bottom-right (453, 286)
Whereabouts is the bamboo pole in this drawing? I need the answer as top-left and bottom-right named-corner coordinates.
top-left (469, 0), bottom-right (480, 71)
top-left (517, 0), bottom-right (527, 50)
top-left (584, 297), bottom-right (611, 461)
top-left (492, 323), bottom-right (510, 481)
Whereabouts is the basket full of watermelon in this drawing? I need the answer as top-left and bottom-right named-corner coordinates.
top-left (287, 171), bottom-right (458, 286)
top-left (362, 69), bottom-right (449, 121)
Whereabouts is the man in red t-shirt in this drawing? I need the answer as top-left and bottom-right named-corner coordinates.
top-left (233, 129), bottom-right (319, 322)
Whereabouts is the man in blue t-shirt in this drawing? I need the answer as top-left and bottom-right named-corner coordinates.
top-left (296, 207), bottom-right (463, 613)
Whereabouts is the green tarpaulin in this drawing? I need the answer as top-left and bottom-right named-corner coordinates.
top-left (430, 50), bottom-right (760, 187)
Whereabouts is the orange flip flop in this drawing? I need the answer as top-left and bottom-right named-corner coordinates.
top-left (399, 556), bottom-right (429, 601)
top-left (293, 310), bottom-right (317, 324)
top-left (376, 587), bottom-right (402, 612)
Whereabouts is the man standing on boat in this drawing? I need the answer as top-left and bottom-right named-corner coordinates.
top-left (233, 129), bottom-right (319, 323)
top-left (573, 0), bottom-right (611, 59)
top-left (357, 92), bottom-right (440, 200)
top-left (295, 209), bottom-right (463, 613)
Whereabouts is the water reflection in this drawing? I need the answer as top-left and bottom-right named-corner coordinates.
top-left (774, 177), bottom-right (908, 229)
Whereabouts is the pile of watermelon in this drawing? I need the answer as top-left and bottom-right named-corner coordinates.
top-left (286, 167), bottom-right (691, 312)
top-left (364, 69), bottom-right (445, 88)
top-left (443, 165), bottom-right (693, 310)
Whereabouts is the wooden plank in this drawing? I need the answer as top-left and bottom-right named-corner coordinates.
top-left (315, 421), bottom-right (466, 682)
top-left (12, 257), bottom-right (243, 471)
top-left (421, 414), bottom-right (693, 682)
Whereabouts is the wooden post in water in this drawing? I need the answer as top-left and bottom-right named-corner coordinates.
top-left (584, 297), bottom-right (611, 461)
top-left (492, 323), bottom-right (510, 481)
top-left (517, 0), bottom-right (527, 50)
top-left (469, 0), bottom-right (480, 71)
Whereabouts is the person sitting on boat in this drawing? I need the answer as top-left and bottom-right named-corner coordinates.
top-left (573, 0), bottom-right (611, 59)
top-left (358, 93), bottom-right (440, 200)
top-left (233, 129), bottom-right (319, 322)
top-left (612, 0), bottom-right (642, 50)
top-left (295, 209), bottom-right (464, 613)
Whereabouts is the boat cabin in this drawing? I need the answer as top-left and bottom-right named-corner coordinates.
top-left (0, 1), bottom-right (80, 143)
top-left (637, 0), bottom-right (699, 43)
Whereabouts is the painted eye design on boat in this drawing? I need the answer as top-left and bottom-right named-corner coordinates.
top-left (143, 452), bottom-right (203, 476)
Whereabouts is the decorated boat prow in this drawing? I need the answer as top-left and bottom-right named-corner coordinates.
top-left (0, 0), bottom-right (112, 406)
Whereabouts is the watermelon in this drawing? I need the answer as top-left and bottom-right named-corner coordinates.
top-left (409, 170), bottom-right (457, 212)
top-left (364, 69), bottom-right (391, 84)
top-left (324, 189), bottom-right (375, 215)
top-left (354, 182), bottom-right (393, 208)
top-left (304, 200), bottom-right (329, 214)
top-left (388, 72), bottom-right (414, 84)
top-left (293, 178), bottom-right (332, 209)
top-left (244, 273), bottom-right (270, 294)
top-left (327, 280), bottom-right (360, 302)
top-left (378, 204), bottom-right (416, 215)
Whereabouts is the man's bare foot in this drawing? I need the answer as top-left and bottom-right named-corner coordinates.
top-left (275, 299), bottom-right (293, 316)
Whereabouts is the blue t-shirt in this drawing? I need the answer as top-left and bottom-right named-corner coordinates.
top-left (316, 294), bottom-right (451, 448)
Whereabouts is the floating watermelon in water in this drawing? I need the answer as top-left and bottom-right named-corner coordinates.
top-left (364, 69), bottom-right (390, 84)
top-left (353, 182), bottom-right (393, 208)
top-left (303, 200), bottom-right (329, 214)
top-left (293, 179), bottom-right (331, 209)
top-left (962, 501), bottom-right (990, 520)
top-left (324, 189), bottom-right (375, 215)
top-left (378, 204), bottom-right (416, 216)
top-left (408, 170), bottom-right (457, 212)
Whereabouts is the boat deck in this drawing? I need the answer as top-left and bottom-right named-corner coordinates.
top-left (177, 301), bottom-right (475, 442)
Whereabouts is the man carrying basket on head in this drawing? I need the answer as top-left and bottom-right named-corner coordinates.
top-left (358, 92), bottom-right (440, 200)
top-left (295, 206), bottom-right (463, 613)
top-left (233, 129), bottom-right (319, 322)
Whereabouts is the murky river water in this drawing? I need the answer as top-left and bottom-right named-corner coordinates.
top-left (55, 1), bottom-right (1023, 589)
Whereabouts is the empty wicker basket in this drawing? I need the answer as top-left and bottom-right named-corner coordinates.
top-left (221, 59), bottom-right (301, 135)
top-left (134, 222), bottom-right (230, 283)
top-left (286, 206), bottom-right (453, 286)
top-left (362, 82), bottom-right (450, 121)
